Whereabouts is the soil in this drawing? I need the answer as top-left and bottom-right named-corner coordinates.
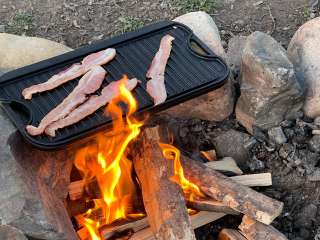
top-left (1, 0), bottom-right (320, 239)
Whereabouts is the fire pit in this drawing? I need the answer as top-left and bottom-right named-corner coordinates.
top-left (63, 82), bottom-right (285, 240)
top-left (2, 10), bottom-right (320, 240)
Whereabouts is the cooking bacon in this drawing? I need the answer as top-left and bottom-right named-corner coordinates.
top-left (146, 35), bottom-right (174, 105)
top-left (22, 48), bottom-right (116, 99)
top-left (45, 77), bottom-right (139, 137)
top-left (26, 66), bottom-right (106, 136)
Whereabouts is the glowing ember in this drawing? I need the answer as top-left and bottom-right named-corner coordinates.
top-left (75, 76), bottom-right (143, 240)
top-left (159, 143), bottom-right (205, 201)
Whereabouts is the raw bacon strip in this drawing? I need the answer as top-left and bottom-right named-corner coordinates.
top-left (45, 78), bottom-right (139, 137)
top-left (22, 48), bottom-right (116, 99)
top-left (26, 66), bottom-right (106, 136)
top-left (22, 63), bottom-right (83, 100)
top-left (146, 35), bottom-right (174, 105)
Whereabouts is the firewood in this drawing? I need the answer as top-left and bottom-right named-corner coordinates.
top-left (230, 173), bottom-right (272, 187)
top-left (130, 211), bottom-right (226, 240)
top-left (77, 227), bottom-right (89, 240)
top-left (66, 198), bottom-right (94, 217)
top-left (68, 180), bottom-right (84, 201)
top-left (218, 229), bottom-right (247, 240)
top-left (187, 173), bottom-right (272, 215)
top-left (132, 127), bottom-right (196, 240)
top-left (100, 218), bottom-right (149, 239)
top-left (180, 156), bottom-right (283, 224)
top-left (239, 215), bottom-right (288, 240)
top-left (206, 157), bottom-right (243, 175)
top-left (200, 150), bottom-right (217, 161)
top-left (187, 198), bottom-right (239, 215)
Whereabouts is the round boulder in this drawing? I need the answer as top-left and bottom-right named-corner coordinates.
top-left (164, 11), bottom-right (234, 121)
top-left (0, 33), bottom-right (72, 72)
top-left (288, 17), bottom-right (320, 118)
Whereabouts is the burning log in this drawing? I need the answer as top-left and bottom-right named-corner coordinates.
top-left (218, 229), bottom-right (247, 240)
top-left (132, 127), bottom-right (196, 240)
top-left (180, 156), bottom-right (283, 224)
top-left (239, 215), bottom-right (288, 240)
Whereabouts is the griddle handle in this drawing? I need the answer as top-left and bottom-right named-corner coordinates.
top-left (188, 35), bottom-right (218, 59)
top-left (0, 98), bottom-right (33, 125)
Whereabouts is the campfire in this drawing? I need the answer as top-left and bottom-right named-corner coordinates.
top-left (66, 78), bottom-right (285, 240)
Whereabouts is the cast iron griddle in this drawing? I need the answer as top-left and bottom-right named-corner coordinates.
top-left (0, 21), bottom-right (229, 149)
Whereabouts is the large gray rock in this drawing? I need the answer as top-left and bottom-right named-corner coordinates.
top-left (236, 31), bottom-right (304, 133)
top-left (0, 107), bottom-right (77, 240)
top-left (0, 33), bottom-right (72, 72)
top-left (211, 129), bottom-right (250, 168)
top-left (288, 17), bottom-right (320, 118)
top-left (226, 35), bottom-right (248, 76)
top-left (164, 11), bottom-right (234, 121)
top-left (0, 225), bottom-right (27, 240)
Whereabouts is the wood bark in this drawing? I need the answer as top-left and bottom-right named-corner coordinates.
top-left (132, 127), bottom-right (196, 240)
top-left (239, 215), bottom-right (288, 240)
top-left (180, 156), bottom-right (283, 224)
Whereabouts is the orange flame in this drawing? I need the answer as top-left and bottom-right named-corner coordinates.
top-left (159, 143), bottom-right (205, 201)
top-left (75, 76), bottom-right (143, 240)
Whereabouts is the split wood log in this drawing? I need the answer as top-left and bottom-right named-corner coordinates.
top-left (181, 156), bottom-right (283, 224)
top-left (187, 198), bottom-right (238, 215)
top-left (200, 150), bottom-right (217, 161)
top-left (100, 218), bottom-right (149, 239)
top-left (206, 157), bottom-right (243, 175)
top-left (68, 180), bottom-right (84, 200)
top-left (239, 215), bottom-right (288, 240)
top-left (130, 211), bottom-right (226, 240)
top-left (77, 227), bottom-right (89, 240)
top-left (218, 229), bottom-right (247, 240)
top-left (230, 173), bottom-right (272, 187)
top-left (66, 198), bottom-right (94, 217)
top-left (132, 127), bottom-right (196, 240)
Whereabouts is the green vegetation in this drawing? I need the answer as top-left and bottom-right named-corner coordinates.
top-left (7, 11), bottom-right (34, 35)
top-left (303, 7), bottom-right (310, 19)
top-left (117, 16), bottom-right (145, 34)
top-left (170, 0), bottom-right (218, 13)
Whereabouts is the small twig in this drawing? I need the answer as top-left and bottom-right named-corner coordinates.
top-left (267, 4), bottom-right (276, 35)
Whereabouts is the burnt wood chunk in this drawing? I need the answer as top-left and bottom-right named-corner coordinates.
top-left (180, 156), bottom-right (283, 224)
top-left (132, 127), bottom-right (196, 240)
top-left (239, 215), bottom-right (288, 240)
top-left (218, 229), bottom-right (247, 240)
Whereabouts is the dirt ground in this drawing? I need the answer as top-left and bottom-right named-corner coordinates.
top-left (1, 0), bottom-right (320, 239)
top-left (0, 0), bottom-right (315, 48)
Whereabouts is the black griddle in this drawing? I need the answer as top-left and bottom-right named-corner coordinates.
top-left (0, 21), bottom-right (229, 149)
